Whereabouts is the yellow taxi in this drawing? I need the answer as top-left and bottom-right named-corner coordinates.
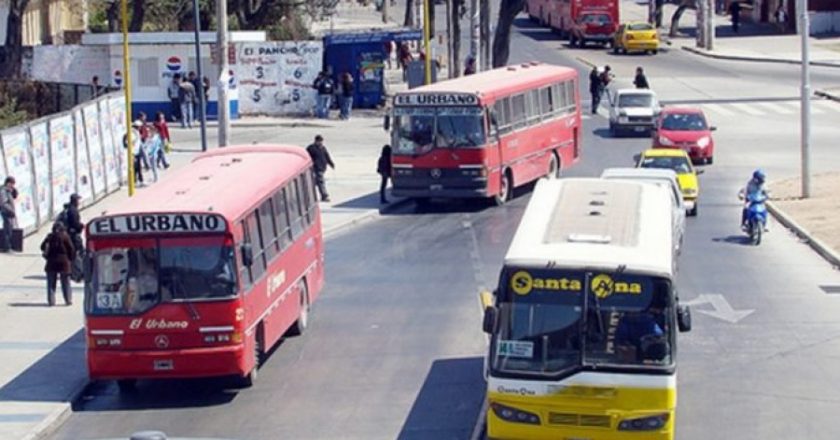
top-left (637, 148), bottom-right (701, 216)
top-left (613, 21), bottom-right (660, 55)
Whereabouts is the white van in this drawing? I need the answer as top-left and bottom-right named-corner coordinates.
top-left (609, 88), bottom-right (660, 136)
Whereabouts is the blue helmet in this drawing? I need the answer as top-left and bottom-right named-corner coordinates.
top-left (753, 169), bottom-right (766, 184)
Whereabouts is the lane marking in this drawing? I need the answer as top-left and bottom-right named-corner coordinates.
top-left (730, 102), bottom-right (766, 116)
top-left (755, 102), bottom-right (795, 115)
top-left (701, 103), bottom-right (736, 116)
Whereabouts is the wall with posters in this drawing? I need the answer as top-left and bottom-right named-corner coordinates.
top-left (234, 41), bottom-right (323, 116)
top-left (0, 92), bottom-right (129, 236)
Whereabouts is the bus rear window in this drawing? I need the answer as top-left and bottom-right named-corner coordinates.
top-left (86, 236), bottom-right (237, 315)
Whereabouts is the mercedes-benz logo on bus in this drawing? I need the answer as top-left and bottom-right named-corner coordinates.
top-left (430, 168), bottom-right (442, 179)
top-left (154, 335), bottom-right (170, 349)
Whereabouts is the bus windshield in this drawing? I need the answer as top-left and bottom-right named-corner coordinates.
top-left (86, 236), bottom-right (237, 315)
top-left (394, 106), bottom-right (486, 155)
top-left (492, 269), bottom-right (673, 377)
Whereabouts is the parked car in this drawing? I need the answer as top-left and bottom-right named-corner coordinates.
top-left (652, 107), bottom-right (717, 164)
top-left (609, 89), bottom-right (661, 137)
top-left (613, 21), bottom-right (660, 54)
top-left (637, 148), bottom-right (702, 216)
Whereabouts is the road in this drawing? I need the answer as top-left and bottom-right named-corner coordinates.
top-left (51, 3), bottom-right (840, 440)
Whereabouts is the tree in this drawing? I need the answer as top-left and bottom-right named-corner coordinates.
top-left (404, 0), bottom-right (414, 27)
top-left (1, 0), bottom-right (31, 78)
top-left (451, 0), bottom-right (461, 77)
top-left (668, 0), bottom-right (696, 38)
top-left (491, 0), bottom-right (524, 68)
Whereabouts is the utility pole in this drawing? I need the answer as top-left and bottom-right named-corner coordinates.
top-left (798, 0), bottom-right (811, 198)
top-left (120, 0), bottom-right (135, 196)
top-left (696, 0), bottom-right (706, 48)
top-left (382, 0), bottom-right (388, 23)
top-left (216, 0), bottom-right (230, 147)
top-left (451, 0), bottom-right (461, 78)
top-left (423, 0), bottom-right (432, 84)
top-left (470, 0), bottom-right (480, 70)
top-left (192, 0), bottom-right (208, 152)
top-left (480, 0), bottom-right (490, 70)
top-left (446, 0), bottom-right (453, 78)
top-left (707, 0), bottom-right (715, 50)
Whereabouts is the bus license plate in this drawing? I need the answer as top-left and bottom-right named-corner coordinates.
top-left (430, 184), bottom-right (443, 191)
top-left (154, 359), bottom-right (174, 371)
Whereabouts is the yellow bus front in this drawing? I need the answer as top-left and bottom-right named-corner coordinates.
top-left (483, 267), bottom-right (686, 440)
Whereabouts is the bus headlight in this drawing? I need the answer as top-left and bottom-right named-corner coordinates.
top-left (490, 402), bottom-right (541, 425)
top-left (618, 413), bottom-right (669, 431)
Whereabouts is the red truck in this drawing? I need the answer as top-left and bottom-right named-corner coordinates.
top-left (526, 0), bottom-right (620, 48)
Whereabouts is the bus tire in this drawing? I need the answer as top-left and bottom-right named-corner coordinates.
top-left (546, 152), bottom-right (561, 179)
top-left (290, 280), bottom-right (310, 336)
top-left (240, 329), bottom-right (263, 388)
top-left (116, 379), bottom-right (137, 393)
top-left (494, 170), bottom-right (512, 206)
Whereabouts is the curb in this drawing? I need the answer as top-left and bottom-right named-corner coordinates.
top-left (322, 197), bottom-right (413, 239)
top-left (681, 45), bottom-right (840, 68)
top-left (21, 378), bottom-right (89, 440)
top-left (767, 200), bottom-right (840, 269)
top-left (815, 89), bottom-right (840, 102)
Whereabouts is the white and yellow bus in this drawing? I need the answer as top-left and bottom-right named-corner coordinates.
top-left (481, 178), bottom-right (692, 440)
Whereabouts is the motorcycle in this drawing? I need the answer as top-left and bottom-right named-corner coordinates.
top-left (739, 191), bottom-right (768, 245)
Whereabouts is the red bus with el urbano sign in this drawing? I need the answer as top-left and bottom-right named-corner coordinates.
top-left (387, 62), bottom-right (581, 205)
top-left (84, 145), bottom-right (324, 390)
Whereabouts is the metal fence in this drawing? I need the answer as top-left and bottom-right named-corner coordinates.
top-left (0, 80), bottom-right (118, 118)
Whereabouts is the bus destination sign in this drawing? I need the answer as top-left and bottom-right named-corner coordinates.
top-left (90, 213), bottom-right (227, 236)
top-left (394, 93), bottom-right (478, 107)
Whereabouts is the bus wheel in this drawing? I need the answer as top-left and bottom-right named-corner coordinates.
top-left (290, 280), bottom-right (310, 336)
top-left (546, 153), bottom-right (561, 179)
top-left (240, 331), bottom-right (263, 388)
top-left (494, 171), bottom-right (512, 206)
top-left (116, 379), bottom-right (137, 393)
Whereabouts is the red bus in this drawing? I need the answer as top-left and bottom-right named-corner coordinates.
top-left (526, 0), bottom-right (619, 47)
top-left (83, 145), bottom-right (325, 390)
top-left (388, 63), bottom-right (581, 205)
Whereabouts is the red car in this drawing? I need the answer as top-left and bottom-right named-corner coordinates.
top-left (652, 107), bottom-right (717, 164)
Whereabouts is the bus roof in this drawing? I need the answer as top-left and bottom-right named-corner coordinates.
top-left (504, 178), bottom-right (673, 278)
top-left (402, 63), bottom-right (577, 104)
top-left (103, 145), bottom-right (311, 221)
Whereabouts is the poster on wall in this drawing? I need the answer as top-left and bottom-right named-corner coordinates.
top-left (29, 121), bottom-right (52, 223)
top-left (99, 100), bottom-right (120, 191)
top-left (49, 114), bottom-right (77, 213)
top-left (235, 41), bottom-right (322, 116)
top-left (73, 110), bottom-right (94, 201)
top-left (82, 103), bottom-right (107, 197)
top-left (0, 130), bottom-right (37, 230)
top-left (108, 96), bottom-right (128, 182)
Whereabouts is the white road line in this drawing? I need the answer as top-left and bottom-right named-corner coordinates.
top-left (755, 102), bottom-right (795, 115)
top-left (730, 103), bottom-right (766, 116)
top-left (812, 99), bottom-right (839, 113)
top-left (701, 103), bottom-right (736, 117)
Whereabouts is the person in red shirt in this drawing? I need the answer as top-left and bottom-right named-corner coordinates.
top-left (153, 111), bottom-right (171, 169)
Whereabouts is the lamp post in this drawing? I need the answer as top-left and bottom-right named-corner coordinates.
top-left (217, 0), bottom-right (230, 147)
top-left (798, 0), bottom-right (811, 198)
top-left (120, 0), bottom-right (135, 196)
top-left (423, 0), bottom-right (432, 84)
top-left (192, 0), bottom-right (208, 152)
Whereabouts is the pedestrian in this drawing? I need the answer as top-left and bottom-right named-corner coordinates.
top-left (129, 122), bottom-right (145, 185)
top-left (384, 40), bottom-right (394, 69)
top-left (306, 135), bottom-right (335, 202)
top-left (729, 1), bottom-right (741, 33)
top-left (202, 76), bottom-right (211, 119)
top-left (0, 176), bottom-right (17, 253)
top-left (464, 55), bottom-right (477, 76)
top-left (167, 73), bottom-right (182, 122)
top-left (376, 144), bottom-right (392, 204)
top-left (634, 66), bottom-right (650, 89)
top-left (589, 66), bottom-right (603, 114)
top-left (40, 222), bottom-right (75, 306)
top-left (188, 71), bottom-right (202, 118)
top-left (600, 65), bottom-right (614, 105)
top-left (143, 127), bottom-right (162, 183)
top-left (774, 4), bottom-right (787, 33)
top-left (92, 76), bottom-right (103, 97)
top-left (313, 71), bottom-right (335, 119)
top-left (57, 194), bottom-right (84, 282)
top-left (339, 72), bottom-right (354, 120)
top-left (398, 42), bottom-right (412, 80)
top-left (153, 111), bottom-right (171, 169)
top-left (179, 76), bottom-right (196, 128)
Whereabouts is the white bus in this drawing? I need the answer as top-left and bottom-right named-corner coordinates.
top-left (480, 178), bottom-right (692, 440)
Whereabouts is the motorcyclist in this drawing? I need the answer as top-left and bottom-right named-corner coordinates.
top-left (740, 169), bottom-right (768, 231)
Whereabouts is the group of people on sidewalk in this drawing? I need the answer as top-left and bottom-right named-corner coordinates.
top-left (125, 111), bottom-right (173, 187)
top-left (313, 71), bottom-right (356, 120)
top-left (304, 135), bottom-right (394, 206)
top-left (589, 64), bottom-right (650, 113)
top-left (166, 72), bottom-right (211, 128)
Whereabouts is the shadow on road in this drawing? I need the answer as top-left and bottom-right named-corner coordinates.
top-left (712, 235), bottom-right (753, 246)
top-left (511, 17), bottom-right (561, 43)
top-left (73, 377), bottom-right (238, 412)
top-left (397, 356), bottom-right (486, 440)
top-left (0, 330), bottom-right (86, 403)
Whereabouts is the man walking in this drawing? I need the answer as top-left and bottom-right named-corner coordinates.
top-left (313, 71), bottom-right (335, 119)
top-left (306, 135), bottom-right (335, 202)
top-left (0, 177), bottom-right (17, 252)
top-left (589, 66), bottom-right (603, 114)
top-left (600, 65), bottom-right (614, 105)
top-left (729, 1), bottom-right (741, 33)
top-left (339, 72), bottom-right (354, 120)
top-left (634, 67), bottom-right (650, 89)
top-left (179, 76), bottom-right (196, 128)
top-left (167, 73), bottom-right (182, 122)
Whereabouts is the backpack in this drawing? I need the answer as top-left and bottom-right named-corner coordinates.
top-left (55, 208), bottom-right (69, 229)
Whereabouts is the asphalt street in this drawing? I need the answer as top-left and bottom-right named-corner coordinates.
top-left (50, 5), bottom-right (840, 440)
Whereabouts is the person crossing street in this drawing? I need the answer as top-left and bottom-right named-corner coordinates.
top-left (306, 135), bottom-right (336, 202)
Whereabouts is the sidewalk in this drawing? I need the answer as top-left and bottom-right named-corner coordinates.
top-left (0, 4), bottom-right (416, 439)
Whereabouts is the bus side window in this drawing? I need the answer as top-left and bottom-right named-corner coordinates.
top-left (238, 221), bottom-right (253, 289)
top-left (246, 212), bottom-right (266, 281)
top-left (258, 198), bottom-right (279, 263)
top-left (527, 90), bottom-right (541, 125)
top-left (486, 108), bottom-right (497, 138)
top-left (541, 86), bottom-right (554, 120)
top-left (494, 99), bottom-right (511, 135)
top-left (565, 80), bottom-right (576, 114)
top-left (552, 83), bottom-right (566, 117)
top-left (511, 94), bottom-right (526, 130)
top-left (287, 179), bottom-right (304, 239)
top-left (273, 189), bottom-right (293, 251)
top-left (298, 173), bottom-right (312, 227)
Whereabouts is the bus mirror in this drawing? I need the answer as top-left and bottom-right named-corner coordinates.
top-left (241, 244), bottom-right (254, 267)
top-left (383, 114), bottom-right (391, 131)
top-left (482, 306), bottom-right (498, 334)
top-left (489, 111), bottom-right (499, 127)
top-left (677, 305), bottom-right (692, 332)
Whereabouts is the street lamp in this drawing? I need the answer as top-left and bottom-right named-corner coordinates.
top-left (192, 0), bottom-right (208, 152)
top-left (798, 0), bottom-right (811, 198)
top-left (423, 0), bottom-right (432, 85)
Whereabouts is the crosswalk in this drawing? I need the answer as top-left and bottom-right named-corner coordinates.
top-left (692, 99), bottom-right (837, 118)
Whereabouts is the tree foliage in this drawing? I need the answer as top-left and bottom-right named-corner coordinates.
top-left (1, 0), bottom-right (31, 78)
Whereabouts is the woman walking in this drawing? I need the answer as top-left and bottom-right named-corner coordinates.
top-left (41, 222), bottom-right (75, 306)
top-left (377, 144), bottom-right (392, 204)
top-left (153, 111), bottom-right (171, 169)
